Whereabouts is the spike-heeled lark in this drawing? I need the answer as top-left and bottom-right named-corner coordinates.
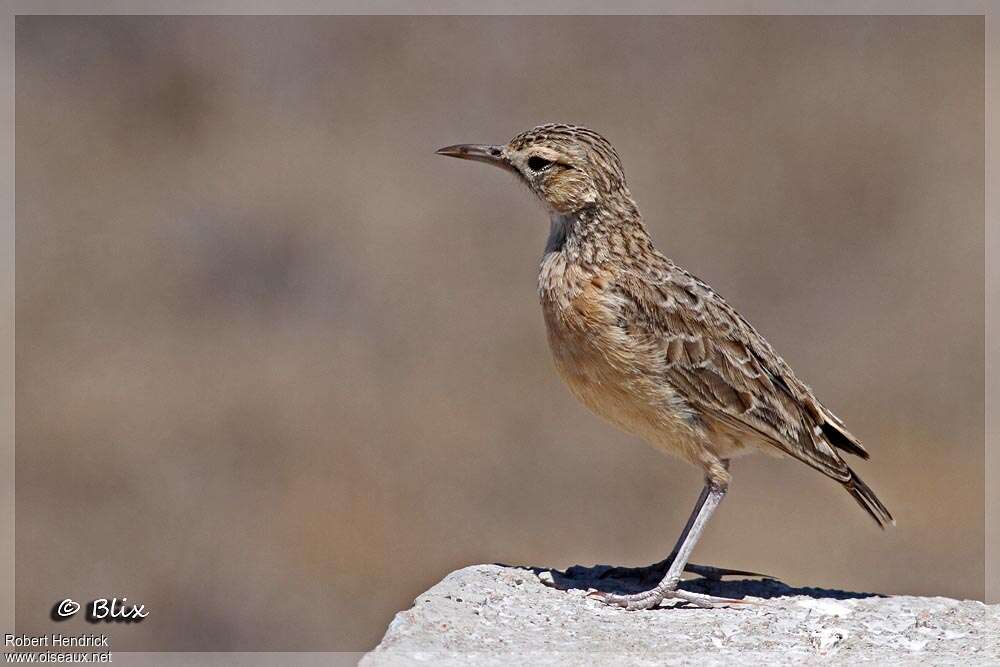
top-left (436, 124), bottom-right (892, 610)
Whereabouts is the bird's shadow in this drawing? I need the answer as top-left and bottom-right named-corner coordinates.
top-left (498, 562), bottom-right (884, 602)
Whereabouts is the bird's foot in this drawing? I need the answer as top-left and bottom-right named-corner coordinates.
top-left (587, 581), bottom-right (747, 610)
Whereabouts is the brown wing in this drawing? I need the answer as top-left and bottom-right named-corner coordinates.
top-left (614, 266), bottom-right (893, 527)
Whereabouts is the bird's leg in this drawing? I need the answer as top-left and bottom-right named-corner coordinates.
top-left (597, 487), bottom-right (712, 581)
top-left (596, 502), bottom-right (769, 581)
top-left (598, 463), bottom-right (767, 583)
top-left (590, 477), bottom-right (741, 609)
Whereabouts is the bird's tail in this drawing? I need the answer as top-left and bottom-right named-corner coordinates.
top-left (844, 469), bottom-right (894, 529)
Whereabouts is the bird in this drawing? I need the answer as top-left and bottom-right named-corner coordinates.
top-left (435, 124), bottom-right (892, 610)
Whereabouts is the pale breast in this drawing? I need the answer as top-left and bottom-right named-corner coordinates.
top-left (537, 253), bottom-right (696, 449)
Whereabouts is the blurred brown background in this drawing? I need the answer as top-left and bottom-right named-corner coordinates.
top-left (16, 15), bottom-right (984, 651)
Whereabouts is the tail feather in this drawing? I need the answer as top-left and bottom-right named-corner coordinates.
top-left (820, 421), bottom-right (870, 460)
top-left (844, 469), bottom-right (894, 528)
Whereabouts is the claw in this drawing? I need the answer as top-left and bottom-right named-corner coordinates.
top-left (683, 563), bottom-right (774, 581)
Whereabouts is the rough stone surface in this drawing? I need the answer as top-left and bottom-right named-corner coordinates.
top-left (362, 563), bottom-right (1000, 666)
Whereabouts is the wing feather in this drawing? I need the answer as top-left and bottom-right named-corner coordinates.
top-left (613, 265), bottom-right (890, 529)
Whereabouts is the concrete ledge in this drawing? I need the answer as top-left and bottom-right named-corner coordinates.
top-left (363, 563), bottom-right (999, 666)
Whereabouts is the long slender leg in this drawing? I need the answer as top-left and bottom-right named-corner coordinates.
top-left (659, 484), bottom-right (724, 588)
top-left (667, 485), bottom-right (764, 580)
top-left (669, 484), bottom-right (711, 557)
top-left (598, 487), bottom-right (709, 579)
top-left (596, 462), bottom-right (766, 582)
top-left (590, 481), bottom-right (740, 609)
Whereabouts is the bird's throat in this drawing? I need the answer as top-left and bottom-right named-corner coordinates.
top-left (545, 205), bottom-right (653, 267)
top-left (545, 213), bottom-right (573, 254)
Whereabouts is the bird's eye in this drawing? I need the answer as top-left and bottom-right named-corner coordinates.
top-left (527, 156), bottom-right (554, 172)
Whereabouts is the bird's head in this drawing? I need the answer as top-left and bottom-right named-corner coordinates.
top-left (436, 124), bottom-right (630, 215)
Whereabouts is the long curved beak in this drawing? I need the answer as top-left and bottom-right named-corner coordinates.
top-left (435, 144), bottom-right (514, 172)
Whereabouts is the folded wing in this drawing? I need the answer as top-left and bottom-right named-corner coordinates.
top-left (615, 266), bottom-right (893, 528)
